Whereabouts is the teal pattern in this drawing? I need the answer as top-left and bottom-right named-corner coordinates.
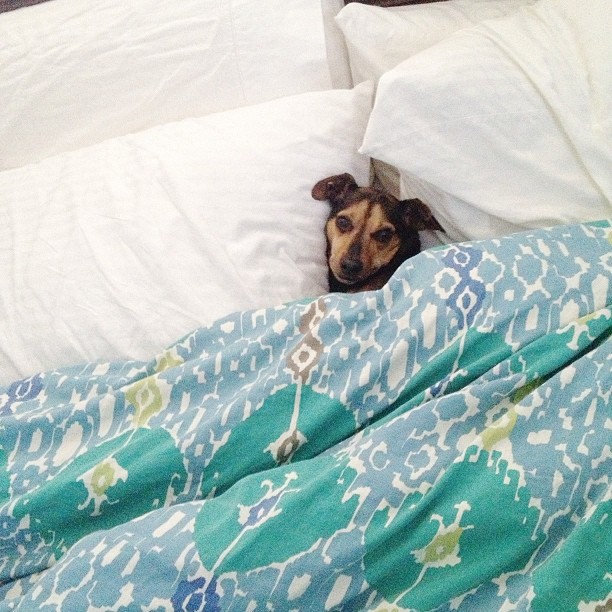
top-left (0, 221), bottom-right (610, 610)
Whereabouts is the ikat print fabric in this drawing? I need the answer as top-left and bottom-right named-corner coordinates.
top-left (0, 221), bottom-right (611, 610)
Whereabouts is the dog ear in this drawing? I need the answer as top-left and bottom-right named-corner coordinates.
top-left (401, 199), bottom-right (443, 231)
top-left (311, 173), bottom-right (359, 208)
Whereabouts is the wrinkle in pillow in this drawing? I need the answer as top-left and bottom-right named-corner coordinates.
top-left (0, 83), bottom-right (373, 384)
top-left (0, 0), bottom-right (331, 169)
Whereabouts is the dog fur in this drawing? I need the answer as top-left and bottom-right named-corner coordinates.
top-left (312, 173), bottom-right (442, 293)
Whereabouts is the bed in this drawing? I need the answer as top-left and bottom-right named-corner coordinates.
top-left (0, 0), bottom-right (610, 609)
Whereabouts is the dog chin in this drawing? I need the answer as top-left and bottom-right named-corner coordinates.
top-left (334, 275), bottom-right (361, 286)
top-left (333, 269), bottom-right (376, 286)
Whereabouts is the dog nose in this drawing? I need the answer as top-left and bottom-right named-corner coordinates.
top-left (340, 258), bottom-right (363, 277)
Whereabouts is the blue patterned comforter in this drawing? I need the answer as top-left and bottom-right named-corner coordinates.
top-left (1, 221), bottom-right (611, 610)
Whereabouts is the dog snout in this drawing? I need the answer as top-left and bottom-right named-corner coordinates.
top-left (340, 257), bottom-right (363, 278)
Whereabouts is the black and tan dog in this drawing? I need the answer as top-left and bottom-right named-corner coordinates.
top-left (312, 173), bottom-right (442, 293)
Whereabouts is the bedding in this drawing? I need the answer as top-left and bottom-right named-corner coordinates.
top-left (1, 0), bottom-right (611, 608)
top-left (0, 0), bottom-right (331, 168)
top-left (0, 220), bottom-right (610, 610)
top-left (361, 0), bottom-right (612, 241)
top-left (0, 83), bottom-right (373, 385)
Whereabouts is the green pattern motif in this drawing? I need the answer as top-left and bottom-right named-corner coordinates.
top-left (7, 428), bottom-right (188, 561)
top-left (364, 446), bottom-right (544, 609)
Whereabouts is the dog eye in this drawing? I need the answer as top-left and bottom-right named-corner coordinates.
top-left (336, 216), bottom-right (353, 232)
top-left (372, 228), bottom-right (394, 244)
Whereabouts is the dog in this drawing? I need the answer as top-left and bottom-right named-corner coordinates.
top-left (312, 173), bottom-right (442, 293)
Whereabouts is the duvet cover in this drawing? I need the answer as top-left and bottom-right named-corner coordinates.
top-left (1, 221), bottom-right (610, 610)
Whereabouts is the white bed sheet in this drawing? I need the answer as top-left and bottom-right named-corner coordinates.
top-left (0, 84), bottom-right (373, 384)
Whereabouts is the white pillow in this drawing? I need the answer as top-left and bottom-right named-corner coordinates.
top-left (0, 0), bottom-right (331, 169)
top-left (361, 0), bottom-right (612, 241)
top-left (335, 0), bottom-right (535, 86)
top-left (0, 83), bottom-right (373, 384)
top-left (334, 0), bottom-right (535, 212)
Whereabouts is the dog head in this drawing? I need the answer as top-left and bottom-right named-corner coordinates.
top-left (312, 173), bottom-right (442, 292)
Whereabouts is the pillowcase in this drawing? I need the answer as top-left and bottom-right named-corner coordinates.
top-left (361, 0), bottom-right (612, 241)
top-left (0, 83), bottom-right (373, 384)
top-left (0, 0), bottom-right (331, 169)
top-left (335, 0), bottom-right (535, 86)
